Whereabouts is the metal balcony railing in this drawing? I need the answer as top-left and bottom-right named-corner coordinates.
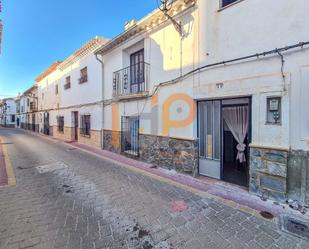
top-left (113, 62), bottom-right (150, 97)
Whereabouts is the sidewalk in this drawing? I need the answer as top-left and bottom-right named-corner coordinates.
top-left (0, 138), bottom-right (8, 186)
top-left (23, 128), bottom-right (308, 219)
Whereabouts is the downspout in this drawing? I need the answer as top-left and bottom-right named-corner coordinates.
top-left (95, 53), bottom-right (105, 149)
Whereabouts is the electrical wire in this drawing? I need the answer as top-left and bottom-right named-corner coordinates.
top-left (148, 41), bottom-right (309, 98)
top-left (116, 41), bottom-right (309, 119)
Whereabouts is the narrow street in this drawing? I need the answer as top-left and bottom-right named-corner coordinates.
top-left (0, 128), bottom-right (308, 249)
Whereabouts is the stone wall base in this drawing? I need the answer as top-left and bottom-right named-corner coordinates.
top-left (250, 146), bottom-right (288, 201)
top-left (103, 130), bottom-right (198, 176)
top-left (287, 150), bottom-right (309, 205)
top-left (139, 134), bottom-right (198, 175)
top-left (103, 130), bottom-right (121, 153)
top-left (20, 123), bottom-right (39, 132)
top-left (78, 129), bottom-right (102, 148)
top-left (53, 127), bottom-right (74, 141)
top-left (0, 124), bottom-right (15, 128)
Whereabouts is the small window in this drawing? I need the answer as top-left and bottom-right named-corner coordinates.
top-left (64, 76), bottom-right (71, 90)
top-left (57, 116), bottom-right (64, 133)
top-left (11, 115), bottom-right (15, 122)
top-left (266, 97), bottom-right (281, 124)
top-left (27, 98), bottom-right (30, 106)
top-left (55, 84), bottom-right (59, 95)
top-left (221, 0), bottom-right (239, 8)
top-left (80, 115), bottom-right (90, 136)
top-left (79, 67), bottom-right (88, 84)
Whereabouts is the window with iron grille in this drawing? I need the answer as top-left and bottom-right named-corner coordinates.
top-left (30, 102), bottom-right (35, 111)
top-left (57, 116), bottom-right (64, 133)
top-left (64, 76), bottom-right (71, 90)
top-left (221, 0), bottom-right (239, 8)
top-left (121, 116), bottom-right (139, 156)
top-left (79, 67), bottom-right (88, 84)
top-left (80, 115), bottom-right (90, 136)
top-left (55, 84), bottom-right (59, 95)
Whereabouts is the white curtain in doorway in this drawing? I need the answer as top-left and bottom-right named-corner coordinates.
top-left (223, 106), bottom-right (249, 163)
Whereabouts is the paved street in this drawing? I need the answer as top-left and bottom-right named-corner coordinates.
top-left (0, 128), bottom-right (308, 249)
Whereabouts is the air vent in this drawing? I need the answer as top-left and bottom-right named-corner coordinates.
top-left (280, 215), bottom-right (309, 240)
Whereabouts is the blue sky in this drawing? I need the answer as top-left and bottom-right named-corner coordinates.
top-left (0, 0), bottom-right (157, 97)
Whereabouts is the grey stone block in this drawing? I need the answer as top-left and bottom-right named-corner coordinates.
top-left (266, 161), bottom-right (287, 177)
top-left (263, 151), bottom-right (287, 164)
top-left (260, 175), bottom-right (286, 192)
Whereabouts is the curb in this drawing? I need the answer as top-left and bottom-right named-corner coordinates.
top-left (19, 129), bottom-right (305, 221)
top-left (0, 137), bottom-right (16, 187)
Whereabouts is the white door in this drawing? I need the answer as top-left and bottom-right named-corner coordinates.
top-left (198, 101), bottom-right (221, 179)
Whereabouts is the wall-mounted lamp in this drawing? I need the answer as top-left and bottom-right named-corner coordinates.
top-left (157, 0), bottom-right (183, 36)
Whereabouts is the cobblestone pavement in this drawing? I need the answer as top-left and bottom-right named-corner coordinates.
top-left (0, 128), bottom-right (308, 249)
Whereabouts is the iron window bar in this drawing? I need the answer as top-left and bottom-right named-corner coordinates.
top-left (121, 116), bottom-right (140, 156)
top-left (113, 62), bottom-right (150, 97)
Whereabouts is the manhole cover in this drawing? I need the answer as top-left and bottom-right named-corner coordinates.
top-left (280, 215), bottom-right (309, 240)
top-left (260, 211), bottom-right (274, 219)
top-left (36, 162), bottom-right (68, 174)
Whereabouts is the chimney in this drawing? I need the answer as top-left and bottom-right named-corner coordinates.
top-left (124, 19), bottom-right (137, 31)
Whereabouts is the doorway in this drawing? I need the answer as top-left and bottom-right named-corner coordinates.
top-left (73, 112), bottom-right (79, 141)
top-left (198, 97), bottom-right (251, 187)
top-left (121, 116), bottom-right (139, 156)
top-left (32, 114), bottom-right (36, 132)
top-left (130, 49), bottom-right (144, 93)
top-left (43, 112), bottom-right (49, 135)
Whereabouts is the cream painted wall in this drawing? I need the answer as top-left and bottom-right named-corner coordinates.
top-left (196, 0), bottom-right (309, 150)
top-left (101, 0), bottom-right (309, 152)
top-left (60, 54), bottom-right (102, 107)
top-left (36, 52), bottom-right (103, 132)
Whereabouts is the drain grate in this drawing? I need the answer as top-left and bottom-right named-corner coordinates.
top-left (280, 215), bottom-right (309, 240)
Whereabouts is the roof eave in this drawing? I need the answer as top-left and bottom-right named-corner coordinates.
top-left (95, 0), bottom-right (196, 55)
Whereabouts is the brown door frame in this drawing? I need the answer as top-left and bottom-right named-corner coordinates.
top-left (73, 111), bottom-right (78, 141)
top-left (220, 97), bottom-right (252, 187)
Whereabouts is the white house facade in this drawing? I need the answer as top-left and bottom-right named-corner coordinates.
top-left (94, 0), bottom-right (309, 202)
top-left (36, 37), bottom-right (108, 147)
top-left (20, 85), bottom-right (39, 131)
top-left (0, 98), bottom-right (16, 127)
top-left (3, 0), bottom-right (309, 203)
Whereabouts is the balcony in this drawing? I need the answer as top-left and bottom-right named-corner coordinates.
top-left (113, 62), bottom-right (149, 99)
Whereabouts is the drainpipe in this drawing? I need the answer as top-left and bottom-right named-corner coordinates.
top-left (95, 53), bottom-right (105, 149)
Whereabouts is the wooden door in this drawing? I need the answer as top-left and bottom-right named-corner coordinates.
top-left (74, 112), bottom-right (78, 141)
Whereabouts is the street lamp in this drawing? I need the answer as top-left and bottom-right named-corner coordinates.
top-left (157, 0), bottom-right (173, 13)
